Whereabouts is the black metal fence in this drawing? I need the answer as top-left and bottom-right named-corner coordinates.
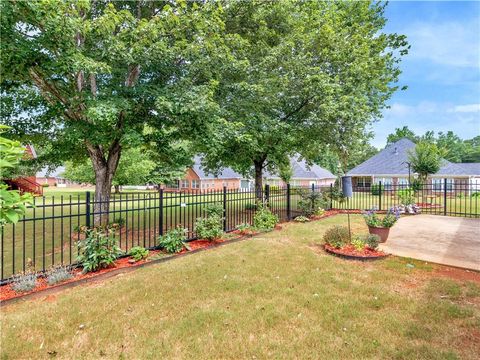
top-left (0, 185), bottom-right (319, 283)
top-left (1, 180), bottom-right (478, 283)
top-left (334, 180), bottom-right (480, 218)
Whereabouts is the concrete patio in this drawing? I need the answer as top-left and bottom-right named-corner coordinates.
top-left (380, 215), bottom-right (480, 271)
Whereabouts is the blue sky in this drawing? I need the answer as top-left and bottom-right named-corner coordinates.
top-left (371, 0), bottom-right (480, 148)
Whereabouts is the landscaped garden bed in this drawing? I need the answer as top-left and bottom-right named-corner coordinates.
top-left (0, 207), bottom-right (353, 303)
top-left (324, 243), bottom-right (388, 260)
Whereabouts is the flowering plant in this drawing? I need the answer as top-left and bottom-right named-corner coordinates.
top-left (363, 208), bottom-right (400, 228)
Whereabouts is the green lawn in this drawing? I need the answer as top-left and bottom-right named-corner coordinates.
top-left (1, 215), bottom-right (479, 359)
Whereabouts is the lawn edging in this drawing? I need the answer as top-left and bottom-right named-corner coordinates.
top-left (0, 210), bottom-right (350, 307)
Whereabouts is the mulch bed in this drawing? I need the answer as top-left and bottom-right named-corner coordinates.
top-left (324, 243), bottom-right (388, 260)
top-left (0, 238), bottom-right (239, 303)
top-left (0, 210), bottom-right (362, 304)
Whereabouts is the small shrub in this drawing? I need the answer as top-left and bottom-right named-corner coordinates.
top-left (46, 266), bottom-right (73, 285)
top-left (253, 203), bottom-right (279, 231)
top-left (244, 203), bottom-right (257, 211)
top-left (77, 229), bottom-right (123, 273)
top-left (298, 190), bottom-right (328, 216)
top-left (129, 246), bottom-right (149, 262)
top-left (397, 188), bottom-right (415, 205)
top-left (364, 234), bottom-right (380, 250)
top-left (471, 192), bottom-right (480, 198)
top-left (315, 207), bottom-right (325, 216)
top-left (371, 184), bottom-right (381, 195)
top-left (11, 272), bottom-right (37, 293)
top-left (351, 236), bottom-right (366, 251)
top-left (204, 203), bottom-right (224, 217)
top-left (195, 216), bottom-right (224, 241)
top-left (109, 217), bottom-right (126, 228)
top-left (158, 227), bottom-right (187, 253)
top-left (235, 223), bottom-right (254, 234)
top-left (323, 225), bottom-right (350, 248)
top-left (294, 216), bottom-right (310, 223)
top-left (195, 203), bottom-right (224, 241)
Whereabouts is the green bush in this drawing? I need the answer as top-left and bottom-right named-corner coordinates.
top-left (363, 234), bottom-right (380, 250)
top-left (195, 215), bottom-right (224, 241)
top-left (298, 190), bottom-right (328, 216)
top-left (371, 184), bottom-right (381, 195)
top-left (323, 225), bottom-right (350, 248)
top-left (397, 188), bottom-right (415, 205)
top-left (194, 203), bottom-right (224, 241)
top-left (351, 236), bottom-right (366, 251)
top-left (253, 203), bottom-right (279, 231)
top-left (129, 246), bottom-right (149, 261)
top-left (158, 227), bottom-right (187, 253)
top-left (471, 192), bottom-right (480, 198)
top-left (244, 203), bottom-right (257, 211)
top-left (77, 229), bottom-right (123, 273)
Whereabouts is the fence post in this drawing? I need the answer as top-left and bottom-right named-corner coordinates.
top-left (378, 181), bottom-right (382, 211)
top-left (329, 183), bottom-right (333, 209)
top-left (223, 186), bottom-right (227, 231)
top-left (265, 184), bottom-right (270, 204)
top-left (287, 183), bottom-right (291, 220)
top-left (85, 191), bottom-right (91, 228)
top-left (159, 189), bottom-right (164, 236)
top-left (444, 178), bottom-right (447, 216)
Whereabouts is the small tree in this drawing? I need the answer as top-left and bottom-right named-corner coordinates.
top-left (408, 141), bottom-right (445, 183)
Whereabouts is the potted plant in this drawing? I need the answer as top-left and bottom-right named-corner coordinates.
top-left (363, 209), bottom-right (399, 242)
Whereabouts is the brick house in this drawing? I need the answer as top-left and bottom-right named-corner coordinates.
top-left (264, 157), bottom-right (336, 188)
top-left (161, 157), bottom-right (246, 192)
top-left (347, 138), bottom-right (480, 194)
top-left (36, 166), bottom-right (76, 187)
top-left (162, 156), bottom-right (336, 192)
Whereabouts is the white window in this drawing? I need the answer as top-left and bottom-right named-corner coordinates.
top-left (432, 178), bottom-right (454, 191)
top-left (398, 178), bottom-right (409, 188)
top-left (181, 179), bottom-right (189, 188)
top-left (192, 180), bottom-right (199, 189)
top-left (357, 177), bottom-right (371, 188)
top-left (381, 178), bottom-right (393, 190)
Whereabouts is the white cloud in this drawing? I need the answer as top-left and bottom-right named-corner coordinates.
top-left (406, 19), bottom-right (480, 68)
top-left (451, 104), bottom-right (480, 113)
top-left (372, 101), bottom-right (480, 148)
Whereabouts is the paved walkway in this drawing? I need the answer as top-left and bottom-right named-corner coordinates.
top-left (379, 215), bottom-right (480, 271)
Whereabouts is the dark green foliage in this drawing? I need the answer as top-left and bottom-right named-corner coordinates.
top-left (245, 203), bottom-right (257, 211)
top-left (195, 203), bottom-right (224, 241)
top-left (323, 226), bottom-right (350, 248)
top-left (77, 229), bottom-right (123, 273)
top-left (371, 184), bottom-right (381, 196)
top-left (253, 203), bottom-right (279, 231)
top-left (298, 190), bottom-right (328, 217)
top-left (129, 247), bottom-right (149, 262)
top-left (157, 227), bottom-right (187, 254)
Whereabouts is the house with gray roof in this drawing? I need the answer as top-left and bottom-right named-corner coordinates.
top-left (264, 156), bottom-right (336, 188)
top-left (162, 156), bottom-right (336, 192)
top-left (347, 138), bottom-right (480, 193)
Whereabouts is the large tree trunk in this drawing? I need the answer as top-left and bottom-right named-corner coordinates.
top-left (87, 142), bottom-right (121, 226)
top-left (253, 159), bottom-right (264, 202)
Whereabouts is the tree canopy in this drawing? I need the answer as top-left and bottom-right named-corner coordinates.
top-left (1, 0), bottom-right (228, 222)
top-left (192, 0), bottom-right (408, 197)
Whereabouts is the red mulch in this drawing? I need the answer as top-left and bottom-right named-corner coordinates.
top-left (416, 203), bottom-right (442, 208)
top-left (324, 243), bottom-right (388, 259)
top-left (0, 236), bottom-right (242, 302)
top-left (0, 210), bottom-right (368, 303)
